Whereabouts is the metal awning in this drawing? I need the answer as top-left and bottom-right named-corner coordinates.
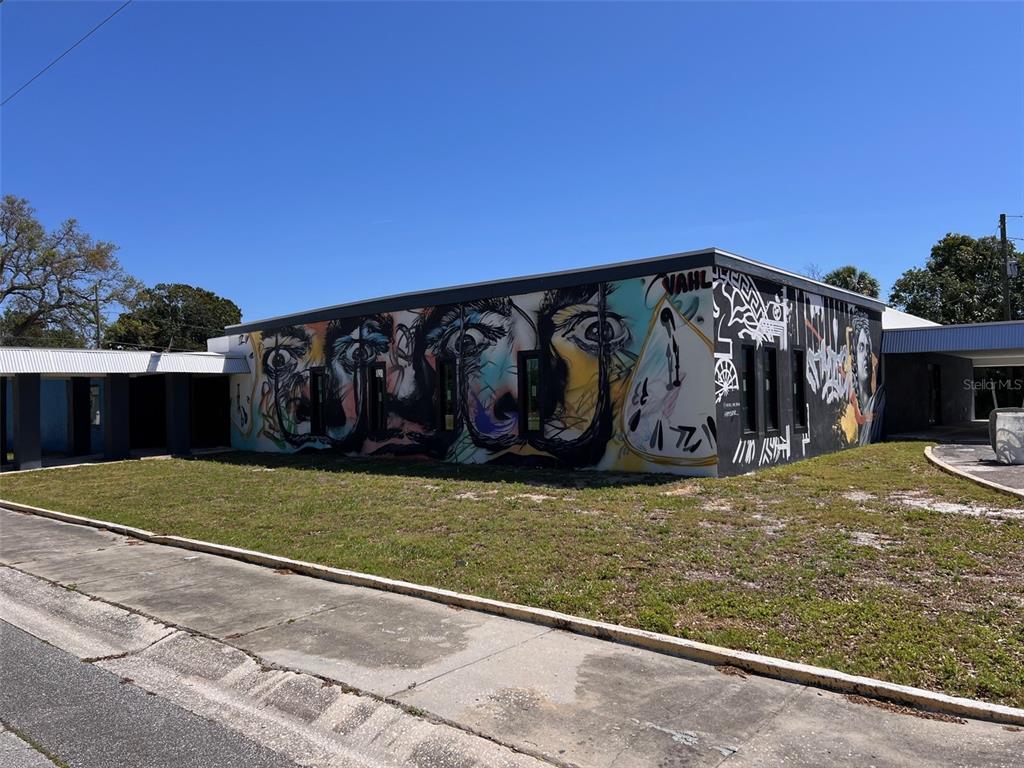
top-left (882, 321), bottom-right (1024, 366)
top-left (0, 347), bottom-right (249, 376)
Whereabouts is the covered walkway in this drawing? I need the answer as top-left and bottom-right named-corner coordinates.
top-left (882, 320), bottom-right (1024, 439)
top-left (0, 348), bottom-right (247, 471)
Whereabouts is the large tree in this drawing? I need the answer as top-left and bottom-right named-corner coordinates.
top-left (0, 195), bottom-right (140, 347)
top-left (822, 265), bottom-right (880, 298)
top-left (106, 283), bottom-right (241, 352)
top-left (889, 234), bottom-right (1023, 325)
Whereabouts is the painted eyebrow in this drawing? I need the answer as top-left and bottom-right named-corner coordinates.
top-left (466, 296), bottom-right (512, 317)
top-left (271, 326), bottom-right (311, 345)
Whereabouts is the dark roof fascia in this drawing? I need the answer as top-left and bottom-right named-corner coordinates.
top-left (227, 248), bottom-right (717, 334)
top-left (711, 251), bottom-right (886, 312)
top-left (226, 247), bottom-right (886, 335)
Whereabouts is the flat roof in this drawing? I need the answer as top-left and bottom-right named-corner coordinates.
top-left (227, 247), bottom-right (886, 334)
top-left (0, 347), bottom-right (250, 376)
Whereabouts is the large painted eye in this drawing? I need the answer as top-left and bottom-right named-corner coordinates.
top-left (433, 322), bottom-right (505, 360)
top-left (262, 343), bottom-right (303, 378)
top-left (330, 338), bottom-right (386, 373)
top-left (558, 311), bottom-right (629, 354)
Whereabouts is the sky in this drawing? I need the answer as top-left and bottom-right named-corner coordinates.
top-left (2, 1), bottom-right (1022, 325)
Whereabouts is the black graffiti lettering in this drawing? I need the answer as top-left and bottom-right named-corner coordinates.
top-left (660, 269), bottom-right (713, 296)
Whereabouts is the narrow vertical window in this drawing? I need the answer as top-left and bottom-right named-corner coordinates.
top-left (740, 345), bottom-right (757, 433)
top-left (519, 352), bottom-right (541, 435)
top-left (438, 361), bottom-right (456, 431)
top-left (792, 349), bottom-right (807, 431)
top-left (763, 346), bottom-right (779, 432)
top-left (368, 363), bottom-right (387, 433)
top-left (89, 384), bottom-right (102, 426)
top-left (309, 368), bottom-right (326, 436)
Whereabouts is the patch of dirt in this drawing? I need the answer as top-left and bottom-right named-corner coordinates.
top-left (889, 492), bottom-right (1024, 521)
top-left (752, 513), bottom-right (786, 537)
top-left (452, 489), bottom-right (499, 501)
top-left (843, 694), bottom-right (966, 724)
top-left (662, 483), bottom-right (700, 497)
top-left (848, 531), bottom-right (893, 550)
top-left (842, 491), bottom-right (876, 503)
top-left (702, 500), bottom-right (733, 512)
top-left (506, 493), bottom-right (556, 503)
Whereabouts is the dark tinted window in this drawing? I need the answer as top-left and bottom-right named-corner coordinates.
top-left (741, 345), bottom-right (757, 433)
top-left (763, 347), bottom-right (779, 432)
top-left (309, 368), bottom-right (326, 435)
top-left (792, 350), bottom-right (807, 430)
top-left (368, 364), bottom-right (387, 433)
top-left (438, 361), bottom-right (456, 431)
top-left (519, 352), bottom-right (541, 435)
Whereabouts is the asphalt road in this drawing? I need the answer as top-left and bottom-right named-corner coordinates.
top-left (0, 621), bottom-right (295, 768)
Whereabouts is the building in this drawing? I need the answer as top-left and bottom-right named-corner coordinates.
top-left (0, 348), bottom-right (245, 470)
top-left (223, 248), bottom-right (886, 476)
top-left (5, 247), bottom-right (1020, 476)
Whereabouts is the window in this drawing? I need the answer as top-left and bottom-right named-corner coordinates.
top-left (367, 363), bottom-right (387, 433)
top-left (89, 384), bottom-right (102, 427)
top-left (309, 368), bottom-right (326, 436)
top-left (740, 345), bottom-right (757, 434)
top-left (792, 349), bottom-right (807, 431)
top-left (762, 346), bottom-right (779, 433)
top-left (437, 361), bottom-right (456, 431)
top-left (519, 351), bottom-right (542, 435)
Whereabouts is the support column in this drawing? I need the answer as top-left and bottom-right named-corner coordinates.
top-left (70, 377), bottom-right (92, 456)
top-left (104, 374), bottom-right (130, 460)
top-left (0, 377), bottom-right (8, 466)
top-left (13, 373), bottom-right (41, 470)
top-left (165, 373), bottom-right (191, 457)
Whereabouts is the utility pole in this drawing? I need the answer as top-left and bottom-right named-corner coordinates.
top-left (1002, 213), bottom-right (1011, 321)
top-left (94, 284), bottom-right (102, 348)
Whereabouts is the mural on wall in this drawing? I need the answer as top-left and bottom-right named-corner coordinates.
top-left (713, 266), bottom-right (883, 472)
top-left (229, 270), bottom-right (719, 474)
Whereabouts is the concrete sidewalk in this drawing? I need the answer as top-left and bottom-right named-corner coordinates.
top-left (1, 508), bottom-right (1021, 767)
top-left (931, 443), bottom-right (1024, 493)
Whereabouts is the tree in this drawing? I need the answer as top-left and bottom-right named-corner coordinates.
top-left (1, 195), bottom-right (140, 347)
top-left (822, 265), bottom-right (881, 298)
top-left (889, 233), bottom-right (1023, 325)
top-left (802, 263), bottom-right (824, 281)
top-left (106, 283), bottom-right (241, 352)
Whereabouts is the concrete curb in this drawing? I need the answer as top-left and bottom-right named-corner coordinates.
top-left (3, 497), bottom-right (1023, 727)
top-left (924, 446), bottom-right (1024, 500)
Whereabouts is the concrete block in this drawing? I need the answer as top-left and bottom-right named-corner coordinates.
top-left (988, 407), bottom-right (1024, 464)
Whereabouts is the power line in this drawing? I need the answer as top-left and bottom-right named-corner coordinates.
top-left (1, 0), bottom-right (133, 108)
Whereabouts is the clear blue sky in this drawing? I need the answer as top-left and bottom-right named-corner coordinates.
top-left (3, 1), bottom-right (1022, 324)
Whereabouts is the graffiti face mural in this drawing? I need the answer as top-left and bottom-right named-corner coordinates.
top-left (229, 261), bottom-right (881, 475)
top-left (255, 325), bottom-right (322, 448)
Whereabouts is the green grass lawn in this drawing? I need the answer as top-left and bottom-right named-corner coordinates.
top-left (3, 442), bottom-right (1023, 708)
